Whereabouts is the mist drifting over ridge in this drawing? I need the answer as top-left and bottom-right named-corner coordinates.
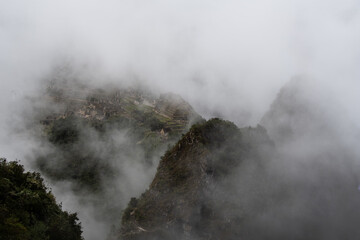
top-left (1, 0), bottom-right (359, 127)
top-left (1, 0), bottom-right (360, 239)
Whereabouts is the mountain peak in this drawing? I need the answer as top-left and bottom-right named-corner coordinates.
top-left (120, 118), bottom-right (273, 240)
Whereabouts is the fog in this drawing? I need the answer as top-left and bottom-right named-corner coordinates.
top-left (2, 0), bottom-right (359, 125)
top-left (1, 0), bottom-right (360, 239)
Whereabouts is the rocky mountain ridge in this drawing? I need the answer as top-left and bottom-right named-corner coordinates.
top-left (120, 118), bottom-right (274, 240)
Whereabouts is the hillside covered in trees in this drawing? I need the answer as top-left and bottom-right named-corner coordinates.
top-left (0, 158), bottom-right (83, 240)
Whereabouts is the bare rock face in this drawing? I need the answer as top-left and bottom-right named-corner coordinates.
top-left (120, 119), bottom-right (274, 240)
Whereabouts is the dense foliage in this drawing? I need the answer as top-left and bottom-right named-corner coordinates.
top-left (0, 158), bottom-right (83, 240)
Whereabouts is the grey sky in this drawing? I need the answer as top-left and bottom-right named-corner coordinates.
top-left (0, 0), bottom-right (359, 192)
top-left (0, 1), bottom-right (359, 125)
top-left (1, 1), bottom-right (360, 239)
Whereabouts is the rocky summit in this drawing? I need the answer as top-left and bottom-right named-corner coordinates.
top-left (120, 118), bottom-right (274, 240)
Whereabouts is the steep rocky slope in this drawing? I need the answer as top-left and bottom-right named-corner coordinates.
top-left (118, 79), bottom-right (360, 240)
top-left (120, 118), bottom-right (274, 240)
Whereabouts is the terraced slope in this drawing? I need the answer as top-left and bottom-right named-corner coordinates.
top-left (31, 83), bottom-right (204, 239)
top-left (44, 84), bottom-right (201, 138)
top-left (36, 84), bottom-right (202, 191)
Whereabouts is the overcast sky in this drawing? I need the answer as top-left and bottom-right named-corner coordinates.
top-left (0, 0), bottom-right (359, 162)
top-left (1, 2), bottom-right (360, 239)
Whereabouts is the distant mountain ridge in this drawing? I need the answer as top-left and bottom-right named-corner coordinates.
top-left (44, 83), bottom-right (201, 134)
top-left (36, 82), bottom-right (203, 191)
top-left (31, 81), bottom-right (204, 239)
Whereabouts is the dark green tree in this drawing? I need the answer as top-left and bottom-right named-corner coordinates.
top-left (0, 158), bottom-right (83, 240)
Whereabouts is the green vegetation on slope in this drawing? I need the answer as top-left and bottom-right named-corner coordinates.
top-left (37, 86), bottom-right (202, 192)
top-left (32, 85), bottom-right (204, 239)
top-left (120, 118), bottom-right (273, 240)
top-left (0, 158), bottom-right (83, 240)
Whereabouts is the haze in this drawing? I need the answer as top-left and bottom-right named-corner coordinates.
top-left (0, 0), bottom-right (360, 239)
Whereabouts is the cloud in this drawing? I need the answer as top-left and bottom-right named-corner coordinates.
top-left (1, 0), bottom-right (359, 125)
top-left (0, 0), bottom-right (359, 239)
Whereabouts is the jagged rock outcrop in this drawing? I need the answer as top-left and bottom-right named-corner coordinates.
top-left (120, 118), bottom-right (274, 240)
